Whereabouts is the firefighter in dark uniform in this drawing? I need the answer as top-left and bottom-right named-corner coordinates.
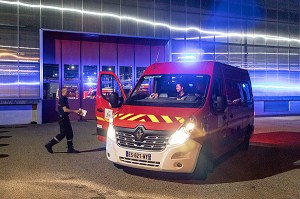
top-left (45, 87), bottom-right (82, 153)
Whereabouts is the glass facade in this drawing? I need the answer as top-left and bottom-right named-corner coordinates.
top-left (0, 0), bottom-right (300, 119)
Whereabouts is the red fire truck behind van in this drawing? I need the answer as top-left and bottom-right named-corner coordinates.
top-left (95, 61), bottom-right (254, 179)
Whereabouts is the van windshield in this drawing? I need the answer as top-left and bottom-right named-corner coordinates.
top-left (125, 74), bottom-right (210, 108)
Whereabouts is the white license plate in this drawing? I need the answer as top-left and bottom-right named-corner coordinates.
top-left (126, 151), bottom-right (152, 161)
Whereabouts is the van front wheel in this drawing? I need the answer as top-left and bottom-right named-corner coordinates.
top-left (192, 142), bottom-right (213, 180)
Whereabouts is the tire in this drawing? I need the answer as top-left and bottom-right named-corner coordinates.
top-left (241, 125), bottom-right (253, 151)
top-left (192, 142), bottom-right (213, 180)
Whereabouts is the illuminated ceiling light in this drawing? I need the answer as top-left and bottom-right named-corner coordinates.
top-left (1, 0), bottom-right (300, 44)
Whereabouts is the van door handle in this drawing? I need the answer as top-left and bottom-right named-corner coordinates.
top-left (230, 114), bottom-right (233, 118)
top-left (97, 108), bottom-right (104, 112)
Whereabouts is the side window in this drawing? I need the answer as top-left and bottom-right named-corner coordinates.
top-left (100, 74), bottom-right (123, 106)
top-left (211, 78), bottom-right (222, 109)
top-left (240, 83), bottom-right (251, 103)
top-left (131, 78), bottom-right (151, 99)
top-left (212, 79), bottom-right (222, 98)
top-left (226, 80), bottom-right (252, 105)
top-left (226, 80), bottom-right (240, 102)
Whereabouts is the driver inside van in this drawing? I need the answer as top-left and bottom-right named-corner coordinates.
top-left (176, 83), bottom-right (187, 100)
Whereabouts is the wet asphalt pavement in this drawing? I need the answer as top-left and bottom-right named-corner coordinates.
top-left (0, 117), bottom-right (300, 199)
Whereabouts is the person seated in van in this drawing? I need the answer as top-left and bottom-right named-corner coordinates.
top-left (176, 83), bottom-right (187, 100)
top-left (194, 81), bottom-right (205, 99)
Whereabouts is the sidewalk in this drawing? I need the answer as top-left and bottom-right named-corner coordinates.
top-left (251, 116), bottom-right (300, 148)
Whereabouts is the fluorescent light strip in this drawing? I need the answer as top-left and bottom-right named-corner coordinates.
top-left (0, 45), bottom-right (39, 50)
top-left (174, 35), bottom-right (229, 40)
top-left (0, 59), bottom-right (39, 63)
top-left (1, 0), bottom-right (300, 43)
top-left (0, 82), bottom-right (40, 86)
top-left (0, 69), bottom-right (39, 73)
top-left (253, 84), bottom-right (300, 90)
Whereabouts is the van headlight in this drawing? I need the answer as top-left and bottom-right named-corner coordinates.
top-left (168, 122), bottom-right (195, 145)
top-left (107, 118), bottom-right (116, 141)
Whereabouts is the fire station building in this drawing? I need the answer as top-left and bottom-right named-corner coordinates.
top-left (0, 0), bottom-right (300, 124)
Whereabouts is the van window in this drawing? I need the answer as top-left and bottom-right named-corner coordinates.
top-left (125, 74), bottom-right (210, 108)
top-left (226, 80), bottom-right (252, 105)
top-left (211, 78), bottom-right (222, 110)
top-left (241, 83), bottom-right (252, 102)
top-left (100, 74), bottom-right (123, 102)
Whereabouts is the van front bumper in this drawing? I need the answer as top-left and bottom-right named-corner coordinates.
top-left (106, 138), bottom-right (202, 173)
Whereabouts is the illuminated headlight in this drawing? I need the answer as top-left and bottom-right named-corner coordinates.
top-left (107, 118), bottom-right (116, 141)
top-left (168, 123), bottom-right (194, 145)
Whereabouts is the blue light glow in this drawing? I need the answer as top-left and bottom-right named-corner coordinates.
top-left (177, 55), bottom-right (197, 62)
top-left (252, 81), bottom-right (300, 96)
top-left (84, 82), bottom-right (97, 86)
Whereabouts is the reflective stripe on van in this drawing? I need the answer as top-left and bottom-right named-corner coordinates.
top-left (114, 113), bottom-right (185, 124)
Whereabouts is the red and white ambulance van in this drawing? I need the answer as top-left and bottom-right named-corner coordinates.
top-left (96, 61), bottom-right (254, 179)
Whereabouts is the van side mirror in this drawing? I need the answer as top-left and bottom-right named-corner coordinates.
top-left (109, 92), bottom-right (122, 108)
top-left (216, 96), bottom-right (227, 113)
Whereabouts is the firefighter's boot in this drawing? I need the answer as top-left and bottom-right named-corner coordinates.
top-left (44, 139), bottom-right (58, 154)
top-left (67, 141), bottom-right (80, 153)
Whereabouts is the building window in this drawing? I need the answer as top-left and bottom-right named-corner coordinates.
top-left (64, 64), bottom-right (79, 81)
top-left (102, 66), bottom-right (115, 73)
top-left (83, 65), bottom-right (97, 99)
top-left (119, 66), bottom-right (133, 95)
top-left (43, 64), bottom-right (59, 99)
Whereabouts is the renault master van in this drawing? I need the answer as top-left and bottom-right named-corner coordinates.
top-left (96, 61), bottom-right (254, 179)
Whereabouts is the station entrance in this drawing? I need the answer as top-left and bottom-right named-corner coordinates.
top-left (42, 31), bottom-right (168, 122)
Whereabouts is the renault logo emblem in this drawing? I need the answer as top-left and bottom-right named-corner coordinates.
top-left (134, 126), bottom-right (145, 141)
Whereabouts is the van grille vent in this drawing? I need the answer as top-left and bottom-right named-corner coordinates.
top-left (116, 131), bottom-right (170, 151)
top-left (120, 157), bottom-right (160, 167)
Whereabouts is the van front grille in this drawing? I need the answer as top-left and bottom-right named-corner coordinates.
top-left (115, 128), bottom-right (170, 151)
top-left (120, 156), bottom-right (160, 167)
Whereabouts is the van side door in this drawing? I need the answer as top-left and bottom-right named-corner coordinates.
top-left (96, 72), bottom-right (126, 142)
top-left (207, 78), bottom-right (229, 156)
top-left (225, 80), bottom-right (252, 146)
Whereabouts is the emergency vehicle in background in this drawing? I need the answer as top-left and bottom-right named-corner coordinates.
top-left (96, 61), bottom-right (254, 179)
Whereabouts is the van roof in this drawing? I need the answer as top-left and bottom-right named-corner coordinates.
top-left (143, 61), bottom-right (248, 77)
top-left (143, 61), bottom-right (216, 75)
